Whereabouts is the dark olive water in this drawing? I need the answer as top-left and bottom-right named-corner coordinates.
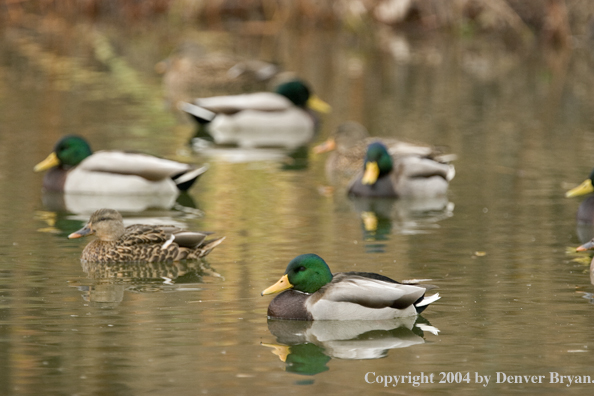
top-left (2, 16), bottom-right (594, 396)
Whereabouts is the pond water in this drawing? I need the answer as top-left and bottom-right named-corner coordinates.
top-left (2, 14), bottom-right (594, 396)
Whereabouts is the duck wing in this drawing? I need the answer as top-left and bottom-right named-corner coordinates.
top-left (78, 151), bottom-right (195, 181)
top-left (168, 229), bottom-right (212, 248)
top-left (123, 225), bottom-right (171, 245)
top-left (385, 139), bottom-right (438, 159)
top-left (194, 92), bottom-right (293, 114)
top-left (124, 225), bottom-right (213, 249)
top-left (320, 273), bottom-right (426, 310)
top-left (395, 156), bottom-right (455, 182)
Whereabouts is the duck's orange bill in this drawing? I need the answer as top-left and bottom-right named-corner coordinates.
top-left (577, 240), bottom-right (594, 252)
top-left (68, 225), bottom-right (93, 239)
top-left (312, 137), bottom-right (336, 154)
top-left (261, 274), bottom-right (293, 296)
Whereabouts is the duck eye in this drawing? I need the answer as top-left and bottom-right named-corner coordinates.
top-left (298, 266), bottom-right (306, 272)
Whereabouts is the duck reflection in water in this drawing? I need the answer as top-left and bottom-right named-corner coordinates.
top-left (566, 168), bottom-right (594, 242)
top-left (74, 259), bottom-right (220, 308)
top-left (263, 317), bottom-right (439, 376)
top-left (192, 144), bottom-right (311, 171)
top-left (575, 239), bottom-right (594, 292)
top-left (350, 196), bottom-right (454, 253)
top-left (40, 190), bottom-right (201, 217)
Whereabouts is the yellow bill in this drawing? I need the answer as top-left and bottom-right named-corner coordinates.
top-left (362, 161), bottom-right (379, 185)
top-left (34, 152), bottom-right (60, 172)
top-left (566, 179), bottom-right (594, 198)
top-left (261, 274), bottom-right (293, 296)
top-left (307, 95), bottom-right (331, 114)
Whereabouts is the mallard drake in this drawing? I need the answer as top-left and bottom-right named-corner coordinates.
top-left (315, 122), bottom-right (455, 187)
top-left (261, 253), bottom-right (439, 320)
top-left (348, 142), bottom-right (454, 198)
top-left (566, 168), bottom-right (594, 225)
top-left (68, 208), bottom-right (225, 263)
top-left (34, 135), bottom-right (208, 195)
top-left (179, 79), bottom-right (331, 149)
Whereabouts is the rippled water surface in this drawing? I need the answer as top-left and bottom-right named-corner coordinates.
top-left (3, 13), bottom-right (594, 396)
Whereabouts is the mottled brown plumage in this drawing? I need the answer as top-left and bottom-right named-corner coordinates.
top-left (69, 209), bottom-right (225, 263)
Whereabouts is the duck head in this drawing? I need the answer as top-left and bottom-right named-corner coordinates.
top-left (68, 208), bottom-right (126, 241)
top-left (362, 142), bottom-right (393, 185)
top-left (261, 254), bottom-right (333, 295)
top-left (275, 80), bottom-right (330, 113)
top-left (34, 135), bottom-right (93, 171)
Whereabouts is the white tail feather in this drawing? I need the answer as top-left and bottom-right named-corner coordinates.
top-left (178, 102), bottom-right (217, 122)
top-left (174, 164), bottom-right (209, 185)
top-left (446, 165), bottom-right (456, 181)
top-left (416, 293), bottom-right (440, 307)
top-left (162, 234), bottom-right (175, 249)
top-left (416, 324), bottom-right (440, 335)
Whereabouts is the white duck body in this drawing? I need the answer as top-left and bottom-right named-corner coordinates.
top-left (391, 155), bottom-right (455, 199)
top-left (61, 151), bottom-right (204, 196)
top-left (183, 92), bottom-right (315, 149)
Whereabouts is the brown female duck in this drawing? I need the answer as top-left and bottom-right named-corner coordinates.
top-left (68, 209), bottom-right (224, 263)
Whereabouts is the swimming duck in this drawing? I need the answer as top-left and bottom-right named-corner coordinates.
top-left (68, 208), bottom-right (225, 263)
top-left (566, 168), bottom-right (594, 225)
top-left (34, 135), bottom-right (208, 195)
top-left (156, 42), bottom-right (280, 107)
top-left (261, 253), bottom-right (439, 320)
top-left (348, 142), bottom-right (454, 198)
top-left (179, 79), bottom-right (331, 149)
top-left (314, 122), bottom-right (455, 187)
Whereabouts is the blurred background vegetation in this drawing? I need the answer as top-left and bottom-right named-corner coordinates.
top-left (1, 0), bottom-right (589, 48)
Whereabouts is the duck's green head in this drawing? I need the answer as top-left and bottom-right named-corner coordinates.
top-left (261, 254), bottom-right (333, 295)
top-left (34, 135), bottom-right (92, 172)
top-left (275, 80), bottom-right (331, 113)
top-left (566, 168), bottom-right (594, 198)
top-left (362, 142), bottom-right (393, 185)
